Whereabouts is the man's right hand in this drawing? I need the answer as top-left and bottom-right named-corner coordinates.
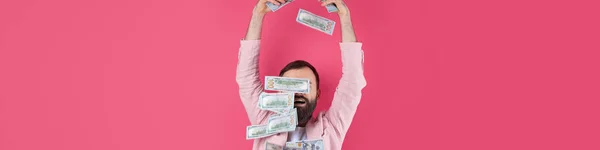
top-left (254, 0), bottom-right (287, 15)
top-left (247, 0), bottom-right (285, 40)
top-left (321, 0), bottom-right (351, 17)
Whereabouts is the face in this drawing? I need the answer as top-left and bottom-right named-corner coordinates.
top-left (281, 67), bottom-right (319, 127)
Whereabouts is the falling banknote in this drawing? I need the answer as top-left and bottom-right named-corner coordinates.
top-left (319, 0), bottom-right (339, 13)
top-left (265, 76), bottom-right (310, 93)
top-left (270, 108), bottom-right (297, 118)
top-left (259, 92), bottom-right (294, 110)
top-left (284, 139), bottom-right (324, 150)
top-left (284, 141), bottom-right (303, 150)
top-left (266, 142), bottom-right (283, 150)
top-left (267, 108), bottom-right (298, 133)
top-left (296, 9), bottom-right (336, 35)
top-left (246, 124), bottom-right (274, 140)
top-left (302, 139), bottom-right (325, 150)
top-left (266, 0), bottom-right (294, 12)
top-left (267, 107), bottom-right (292, 114)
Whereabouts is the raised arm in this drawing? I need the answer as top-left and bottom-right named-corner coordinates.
top-left (322, 0), bottom-right (357, 42)
top-left (245, 0), bottom-right (287, 40)
top-left (237, 0), bottom-right (285, 125)
top-left (320, 0), bottom-right (367, 142)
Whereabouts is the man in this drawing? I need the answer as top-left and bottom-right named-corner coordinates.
top-left (236, 0), bottom-right (366, 149)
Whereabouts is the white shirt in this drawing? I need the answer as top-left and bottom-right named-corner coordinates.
top-left (286, 127), bottom-right (308, 142)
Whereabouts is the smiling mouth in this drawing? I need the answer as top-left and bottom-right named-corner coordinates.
top-left (294, 99), bottom-right (307, 105)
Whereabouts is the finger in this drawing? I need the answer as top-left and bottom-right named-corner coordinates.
top-left (266, 0), bottom-right (280, 5)
top-left (277, 0), bottom-right (286, 4)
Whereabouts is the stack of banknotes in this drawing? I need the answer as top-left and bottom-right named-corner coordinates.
top-left (319, 0), bottom-right (339, 13)
top-left (266, 0), bottom-right (294, 12)
top-left (266, 0), bottom-right (337, 13)
top-left (266, 0), bottom-right (338, 35)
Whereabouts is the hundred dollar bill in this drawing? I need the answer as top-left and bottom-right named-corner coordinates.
top-left (269, 108), bottom-right (297, 124)
top-left (266, 142), bottom-right (283, 150)
top-left (266, 0), bottom-right (294, 12)
top-left (267, 108), bottom-right (292, 114)
top-left (296, 9), bottom-right (336, 35)
top-left (301, 139), bottom-right (324, 150)
top-left (283, 147), bottom-right (302, 150)
top-left (259, 92), bottom-right (294, 110)
top-left (284, 141), bottom-right (303, 150)
top-left (267, 108), bottom-right (298, 133)
top-left (246, 124), bottom-right (274, 140)
top-left (265, 76), bottom-right (310, 93)
top-left (319, 0), bottom-right (339, 13)
top-left (284, 139), bottom-right (324, 150)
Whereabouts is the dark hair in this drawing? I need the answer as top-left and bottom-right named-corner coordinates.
top-left (279, 60), bottom-right (320, 89)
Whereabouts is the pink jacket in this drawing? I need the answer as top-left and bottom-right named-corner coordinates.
top-left (236, 40), bottom-right (366, 150)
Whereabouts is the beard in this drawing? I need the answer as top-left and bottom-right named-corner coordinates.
top-left (294, 95), bottom-right (316, 127)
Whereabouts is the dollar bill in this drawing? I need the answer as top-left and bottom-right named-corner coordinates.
top-left (266, 0), bottom-right (294, 12)
top-left (265, 76), bottom-right (310, 93)
top-left (291, 108), bottom-right (298, 126)
top-left (283, 147), bottom-right (302, 150)
top-left (296, 9), bottom-right (336, 35)
top-left (319, 0), bottom-right (339, 13)
top-left (269, 108), bottom-right (297, 124)
top-left (284, 139), bottom-right (324, 150)
top-left (267, 108), bottom-right (298, 133)
top-left (267, 108), bottom-right (292, 114)
top-left (246, 124), bottom-right (274, 140)
top-left (266, 142), bottom-right (283, 150)
top-left (259, 92), bottom-right (294, 110)
top-left (284, 141), bottom-right (303, 150)
top-left (301, 139), bottom-right (324, 150)
top-left (267, 105), bottom-right (297, 115)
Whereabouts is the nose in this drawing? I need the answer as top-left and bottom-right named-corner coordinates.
top-left (295, 93), bottom-right (305, 97)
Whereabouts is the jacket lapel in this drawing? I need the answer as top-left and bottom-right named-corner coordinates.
top-left (305, 112), bottom-right (324, 139)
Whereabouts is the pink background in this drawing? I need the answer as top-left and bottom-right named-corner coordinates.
top-left (1, 0), bottom-right (599, 149)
